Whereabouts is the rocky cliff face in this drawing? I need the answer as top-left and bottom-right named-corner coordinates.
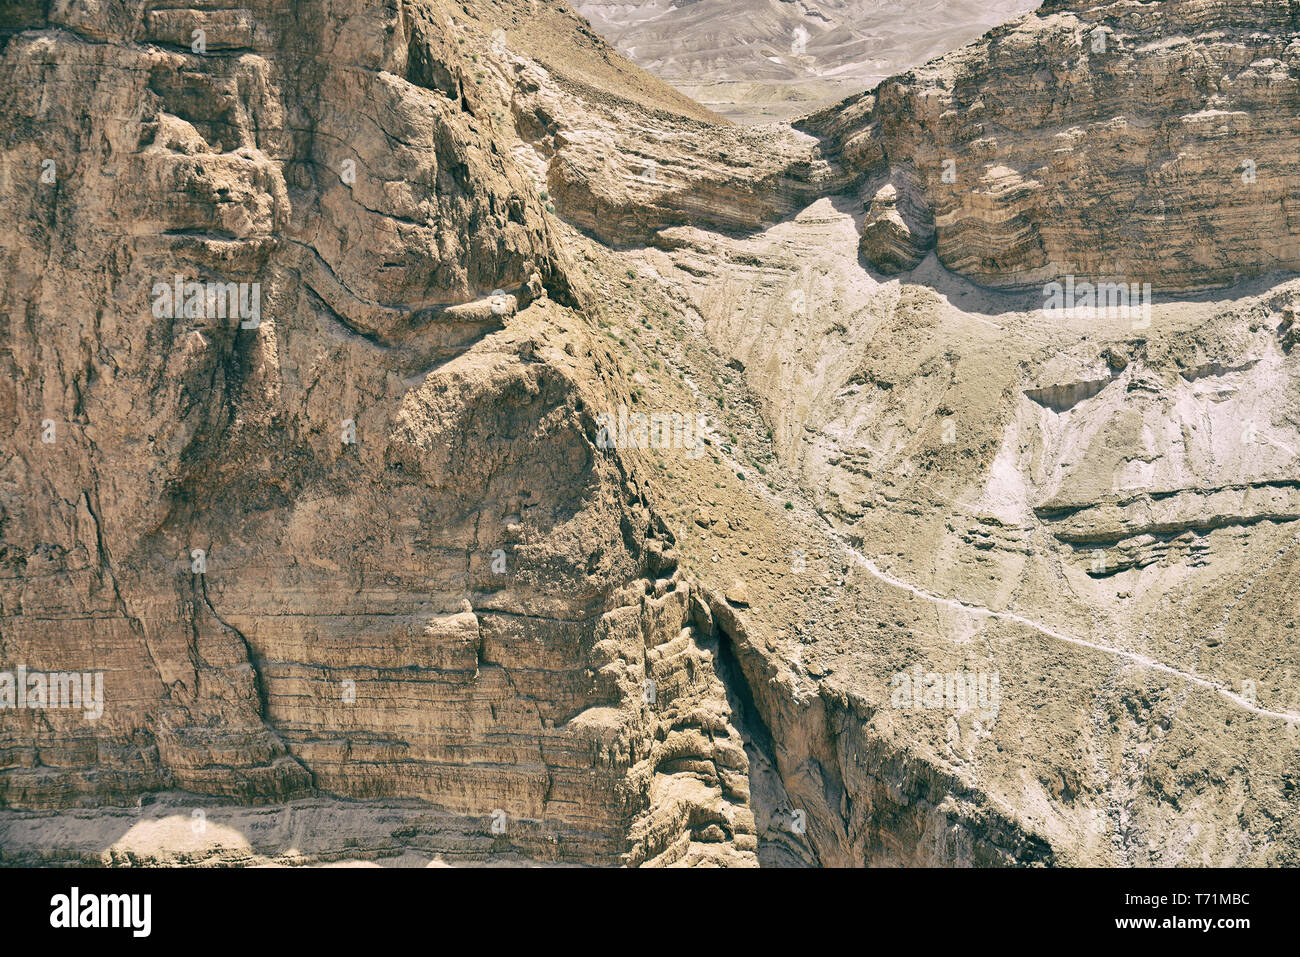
top-left (0, 0), bottom-right (756, 866)
top-left (803, 0), bottom-right (1300, 290)
top-left (3, 0), bottom-right (1300, 868)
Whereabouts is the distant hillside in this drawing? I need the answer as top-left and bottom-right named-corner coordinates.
top-left (571, 0), bottom-right (1041, 123)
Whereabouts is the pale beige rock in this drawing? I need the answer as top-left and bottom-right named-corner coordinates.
top-left (573, 0), bottom-right (1039, 124)
top-left (804, 0), bottom-right (1300, 290)
top-left (3, 0), bottom-right (1300, 871)
top-left (0, 0), bottom-right (755, 867)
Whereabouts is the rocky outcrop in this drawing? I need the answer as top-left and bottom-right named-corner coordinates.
top-left (533, 0), bottom-right (1300, 292)
top-left (804, 0), bottom-right (1300, 290)
top-left (0, 0), bottom-right (759, 866)
top-left (4, 0), bottom-right (1300, 870)
top-left (859, 178), bottom-right (934, 271)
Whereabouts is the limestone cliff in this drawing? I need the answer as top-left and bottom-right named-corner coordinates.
top-left (0, 0), bottom-right (754, 866)
top-left (803, 0), bottom-right (1300, 289)
top-left (2, 0), bottom-right (1299, 869)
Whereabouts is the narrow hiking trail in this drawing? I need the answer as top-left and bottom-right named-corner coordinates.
top-left (693, 379), bottom-right (1300, 726)
top-left (828, 532), bottom-right (1300, 725)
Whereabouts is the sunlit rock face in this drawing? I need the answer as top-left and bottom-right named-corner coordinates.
top-left (803, 0), bottom-right (1300, 290)
top-left (2, 0), bottom-right (1300, 869)
top-left (0, 0), bottom-right (757, 867)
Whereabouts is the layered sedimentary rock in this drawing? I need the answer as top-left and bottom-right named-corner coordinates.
top-left (3, 0), bottom-right (1300, 870)
top-left (534, 0), bottom-right (1300, 293)
top-left (803, 0), bottom-right (1300, 289)
top-left (0, 0), bottom-right (758, 866)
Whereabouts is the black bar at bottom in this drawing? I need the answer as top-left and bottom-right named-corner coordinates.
top-left (0, 866), bottom-right (1285, 945)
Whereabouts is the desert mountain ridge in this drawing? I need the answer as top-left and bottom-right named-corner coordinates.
top-left (1, 0), bottom-right (1299, 867)
top-left (573, 0), bottom-right (1041, 123)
